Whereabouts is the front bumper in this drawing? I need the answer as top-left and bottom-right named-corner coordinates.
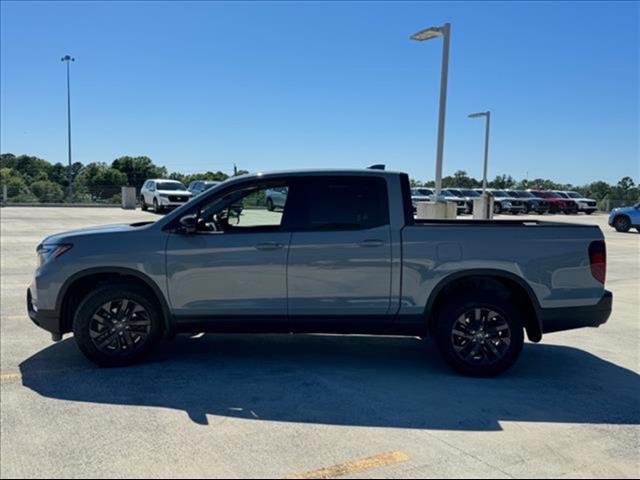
top-left (540, 290), bottom-right (612, 334)
top-left (578, 205), bottom-right (598, 213)
top-left (505, 205), bottom-right (526, 213)
top-left (27, 287), bottom-right (62, 339)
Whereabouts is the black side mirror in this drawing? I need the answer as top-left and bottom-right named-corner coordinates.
top-left (179, 214), bottom-right (197, 233)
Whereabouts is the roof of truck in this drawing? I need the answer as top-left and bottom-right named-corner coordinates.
top-left (245, 168), bottom-right (407, 178)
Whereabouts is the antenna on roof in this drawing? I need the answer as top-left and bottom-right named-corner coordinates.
top-left (368, 164), bottom-right (386, 170)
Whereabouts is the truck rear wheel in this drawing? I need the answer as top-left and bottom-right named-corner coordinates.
top-left (433, 293), bottom-right (524, 377)
top-left (73, 284), bottom-right (163, 367)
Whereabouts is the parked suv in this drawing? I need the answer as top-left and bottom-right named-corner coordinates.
top-left (265, 187), bottom-right (288, 211)
top-left (140, 180), bottom-right (193, 213)
top-left (411, 188), bottom-right (467, 214)
top-left (529, 190), bottom-right (578, 214)
top-left (445, 188), bottom-right (476, 214)
top-left (475, 189), bottom-right (525, 214)
top-left (608, 202), bottom-right (640, 232)
top-left (188, 180), bottom-right (221, 196)
top-left (506, 190), bottom-right (549, 214)
top-left (563, 191), bottom-right (598, 215)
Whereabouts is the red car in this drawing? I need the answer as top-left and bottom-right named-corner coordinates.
top-left (529, 190), bottom-right (579, 214)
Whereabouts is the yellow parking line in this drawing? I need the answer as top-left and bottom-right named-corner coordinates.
top-left (286, 451), bottom-right (409, 479)
top-left (0, 372), bottom-right (22, 382)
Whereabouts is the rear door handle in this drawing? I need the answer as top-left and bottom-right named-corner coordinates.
top-left (255, 242), bottom-right (285, 251)
top-left (358, 239), bottom-right (385, 248)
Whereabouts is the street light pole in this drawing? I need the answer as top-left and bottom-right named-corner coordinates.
top-left (411, 22), bottom-right (451, 202)
top-left (61, 55), bottom-right (75, 199)
top-left (468, 111), bottom-right (491, 193)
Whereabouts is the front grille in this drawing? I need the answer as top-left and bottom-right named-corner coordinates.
top-left (511, 200), bottom-right (522, 207)
top-left (587, 201), bottom-right (596, 207)
top-left (169, 195), bottom-right (189, 202)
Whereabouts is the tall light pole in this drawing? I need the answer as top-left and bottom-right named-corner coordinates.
top-left (468, 111), bottom-right (491, 193)
top-left (411, 22), bottom-right (451, 202)
top-left (61, 55), bottom-right (75, 199)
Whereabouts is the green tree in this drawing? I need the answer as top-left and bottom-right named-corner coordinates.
top-left (111, 156), bottom-right (166, 190)
top-left (48, 161), bottom-right (83, 189)
top-left (0, 167), bottom-right (30, 198)
top-left (30, 180), bottom-right (64, 203)
top-left (0, 154), bottom-right (52, 183)
top-left (75, 163), bottom-right (128, 200)
top-left (489, 174), bottom-right (516, 189)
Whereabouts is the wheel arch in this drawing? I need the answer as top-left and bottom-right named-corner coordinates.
top-left (56, 267), bottom-right (173, 335)
top-left (424, 269), bottom-right (543, 342)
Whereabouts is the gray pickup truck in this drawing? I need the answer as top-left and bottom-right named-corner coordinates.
top-left (28, 169), bottom-right (612, 376)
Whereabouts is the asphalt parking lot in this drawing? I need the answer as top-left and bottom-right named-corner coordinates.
top-left (1, 207), bottom-right (638, 478)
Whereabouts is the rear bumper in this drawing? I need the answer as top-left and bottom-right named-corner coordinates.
top-left (27, 288), bottom-right (62, 337)
top-left (540, 290), bottom-right (612, 334)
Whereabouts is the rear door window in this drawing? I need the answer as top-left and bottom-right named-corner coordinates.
top-left (288, 176), bottom-right (389, 231)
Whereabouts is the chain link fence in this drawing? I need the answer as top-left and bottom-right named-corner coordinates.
top-left (0, 184), bottom-right (134, 206)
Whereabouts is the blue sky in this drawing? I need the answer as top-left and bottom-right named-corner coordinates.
top-left (1, 1), bottom-right (638, 184)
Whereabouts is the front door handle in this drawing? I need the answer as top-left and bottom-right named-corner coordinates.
top-left (255, 242), bottom-right (285, 251)
top-left (358, 239), bottom-right (385, 248)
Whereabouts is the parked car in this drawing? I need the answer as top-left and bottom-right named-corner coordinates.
top-left (506, 190), bottom-right (549, 214)
top-left (188, 180), bottom-right (221, 196)
top-left (475, 189), bottom-right (526, 215)
top-left (140, 179), bottom-right (193, 213)
top-left (608, 202), bottom-right (640, 232)
top-left (411, 188), bottom-right (467, 214)
top-left (445, 188), bottom-right (476, 214)
top-left (28, 169), bottom-right (611, 377)
top-left (562, 191), bottom-right (598, 215)
top-left (265, 186), bottom-right (288, 211)
top-left (529, 190), bottom-right (578, 214)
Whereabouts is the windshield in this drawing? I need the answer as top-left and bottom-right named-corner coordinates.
top-left (157, 182), bottom-right (187, 191)
top-left (566, 192), bottom-right (582, 199)
top-left (444, 189), bottom-right (463, 197)
top-left (534, 191), bottom-right (554, 198)
top-left (492, 190), bottom-right (508, 198)
top-left (553, 191), bottom-right (568, 198)
top-left (413, 188), bottom-right (433, 196)
top-left (516, 191), bottom-right (535, 198)
top-left (461, 189), bottom-right (480, 197)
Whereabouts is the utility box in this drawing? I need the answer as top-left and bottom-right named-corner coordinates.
top-left (416, 201), bottom-right (457, 220)
top-left (121, 187), bottom-right (137, 210)
top-left (473, 193), bottom-right (494, 220)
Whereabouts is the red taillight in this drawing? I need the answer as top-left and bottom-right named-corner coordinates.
top-left (589, 240), bottom-right (606, 284)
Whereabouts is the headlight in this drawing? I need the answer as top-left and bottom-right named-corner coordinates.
top-left (159, 194), bottom-right (169, 198)
top-left (503, 201), bottom-right (512, 207)
top-left (37, 243), bottom-right (73, 267)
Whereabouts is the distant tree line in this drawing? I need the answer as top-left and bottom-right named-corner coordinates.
top-left (411, 170), bottom-right (639, 209)
top-left (0, 153), bottom-right (244, 204)
top-left (1, 153), bottom-right (637, 208)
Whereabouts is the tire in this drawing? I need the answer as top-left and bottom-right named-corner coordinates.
top-left (493, 203), bottom-right (502, 215)
top-left (153, 197), bottom-right (161, 213)
top-left (140, 196), bottom-right (148, 211)
top-left (73, 284), bottom-right (163, 367)
top-left (266, 197), bottom-right (274, 212)
top-left (585, 211), bottom-right (593, 215)
top-left (433, 291), bottom-right (524, 377)
top-left (613, 215), bottom-right (631, 233)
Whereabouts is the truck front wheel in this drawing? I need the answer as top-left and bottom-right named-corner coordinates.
top-left (433, 293), bottom-right (524, 377)
top-left (73, 284), bottom-right (163, 367)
